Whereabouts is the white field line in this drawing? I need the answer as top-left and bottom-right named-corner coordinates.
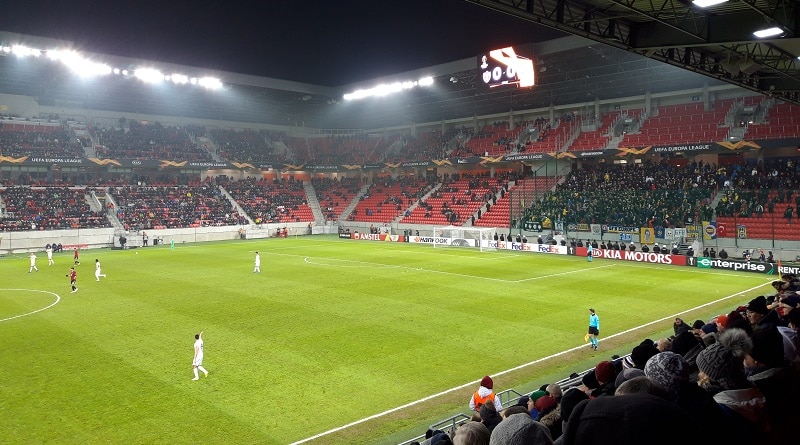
top-left (0, 288), bottom-right (61, 323)
top-left (289, 280), bottom-right (771, 445)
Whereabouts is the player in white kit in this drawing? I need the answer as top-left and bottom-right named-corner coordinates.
top-left (95, 259), bottom-right (107, 281)
top-left (192, 331), bottom-right (209, 380)
top-left (253, 251), bottom-right (261, 273)
top-left (29, 253), bottom-right (39, 273)
top-left (46, 245), bottom-right (54, 265)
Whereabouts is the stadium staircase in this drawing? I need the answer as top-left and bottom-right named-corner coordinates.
top-left (302, 181), bottom-right (326, 222)
top-left (218, 185), bottom-right (255, 225)
top-left (394, 183), bottom-right (442, 224)
top-left (198, 136), bottom-right (223, 162)
top-left (338, 183), bottom-right (371, 222)
top-left (100, 191), bottom-right (126, 230)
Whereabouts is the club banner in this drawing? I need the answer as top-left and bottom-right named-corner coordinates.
top-left (702, 221), bottom-right (717, 240)
top-left (737, 224), bottom-right (747, 239)
top-left (640, 227), bottom-right (655, 244)
top-left (685, 224), bottom-right (701, 240)
top-left (590, 224), bottom-right (602, 236)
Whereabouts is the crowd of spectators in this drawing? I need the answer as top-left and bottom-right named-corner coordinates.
top-left (714, 158), bottom-right (800, 220)
top-left (384, 130), bottom-right (451, 164)
top-left (349, 175), bottom-right (436, 222)
top-left (0, 122), bottom-right (85, 158)
top-left (0, 187), bottom-right (110, 231)
top-left (210, 128), bottom-right (289, 166)
top-left (217, 176), bottom-right (312, 224)
top-left (111, 184), bottom-right (242, 229)
top-left (524, 160), bottom-right (720, 227)
top-left (311, 177), bottom-right (364, 221)
top-left (93, 120), bottom-right (212, 161)
top-left (412, 274), bottom-right (800, 445)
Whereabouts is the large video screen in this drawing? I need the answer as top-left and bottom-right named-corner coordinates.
top-left (478, 44), bottom-right (535, 89)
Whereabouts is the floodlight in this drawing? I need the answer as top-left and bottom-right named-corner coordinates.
top-left (134, 68), bottom-right (165, 83)
top-left (198, 77), bottom-right (222, 90)
top-left (71, 60), bottom-right (112, 77)
top-left (419, 76), bottom-right (433, 86)
top-left (753, 26), bottom-right (784, 38)
top-left (170, 73), bottom-right (189, 84)
top-left (11, 45), bottom-right (41, 57)
top-left (692, 0), bottom-right (727, 7)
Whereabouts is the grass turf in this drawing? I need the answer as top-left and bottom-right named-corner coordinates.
top-left (0, 235), bottom-right (771, 444)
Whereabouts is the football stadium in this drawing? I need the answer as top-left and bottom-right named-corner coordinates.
top-left (2, 1), bottom-right (800, 444)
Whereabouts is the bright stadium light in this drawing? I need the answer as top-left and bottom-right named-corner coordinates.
top-left (169, 73), bottom-right (189, 84)
top-left (47, 50), bottom-right (111, 77)
top-left (134, 68), bottom-right (165, 84)
top-left (70, 60), bottom-right (112, 77)
top-left (2, 39), bottom-right (225, 90)
top-left (692, 0), bottom-right (727, 7)
top-left (343, 76), bottom-right (434, 101)
top-left (753, 26), bottom-right (785, 38)
top-left (197, 76), bottom-right (222, 90)
top-left (11, 45), bottom-right (41, 57)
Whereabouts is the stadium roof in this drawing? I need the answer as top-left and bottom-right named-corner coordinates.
top-left (468, 0), bottom-right (800, 106)
top-left (1, 0), bottom-right (798, 130)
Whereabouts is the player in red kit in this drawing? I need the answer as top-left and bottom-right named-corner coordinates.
top-left (73, 248), bottom-right (80, 265)
top-left (67, 266), bottom-right (78, 293)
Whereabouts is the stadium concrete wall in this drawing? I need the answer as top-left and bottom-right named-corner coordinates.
top-left (0, 222), bottom-right (315, 255)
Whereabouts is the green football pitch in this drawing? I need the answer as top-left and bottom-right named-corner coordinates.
top-left (0, 236), bottom-right (771, 444)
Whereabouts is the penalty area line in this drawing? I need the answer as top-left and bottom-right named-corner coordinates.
top-left (289, 280), bottom-right (770, 445)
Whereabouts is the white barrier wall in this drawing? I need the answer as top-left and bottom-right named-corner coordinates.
top-left (0, 222), bottom-right (314, 254)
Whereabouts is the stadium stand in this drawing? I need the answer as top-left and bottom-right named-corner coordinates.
top-left (401, 174), bottom-right (495, 226)
top-left (0, 186), bottom-right (111, 231)
top-left (621, 100), bottom-right (731, 147)
top-left (349, 176), bottom-right (433, 224)
top-left (0, 119), bottom-right (85, 158)
top-left (523, 161), bottom-right (716, 228)
top-left (111, 184), bottom-right (242, 229)
top-left (311, 177), bottom-right (364, 222)
top-left (210, 128), bottom-right (289, 166)
top-left (218, 177), bottom-right (313, 224)
top-left (93, 120), bottom-right (212, 161)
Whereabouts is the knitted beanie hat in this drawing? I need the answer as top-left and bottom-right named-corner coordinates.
top-left (580, 371), bottom-right (599, 390)
top-left (559, 387), bottom-right (589, 423)
top-left (749, 327), bottom-right (786, 368)
top-left (594, 360), bottom-right (615, 384)
top-left (529, 389), bottom-right (547, 403)
top-left (630, 340), bottom-right (659, 369)
top-left (748, 295), bottom-right (769, 315)
top-left (696, 328), bottom-right (752, 381)
top-left (644, 351), bottom-right (689, 396)
top-left (481, 375), bottom-right (494, 389)
top-left (489, 413), bottom-right (553, 445)
top-left (534, 395), bottom-right (558, 413)
top-left (614, 367), bottom-right (645, 388)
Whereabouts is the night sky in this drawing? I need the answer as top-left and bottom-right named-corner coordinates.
top-left (0, 0), bottom-right (566, 86)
